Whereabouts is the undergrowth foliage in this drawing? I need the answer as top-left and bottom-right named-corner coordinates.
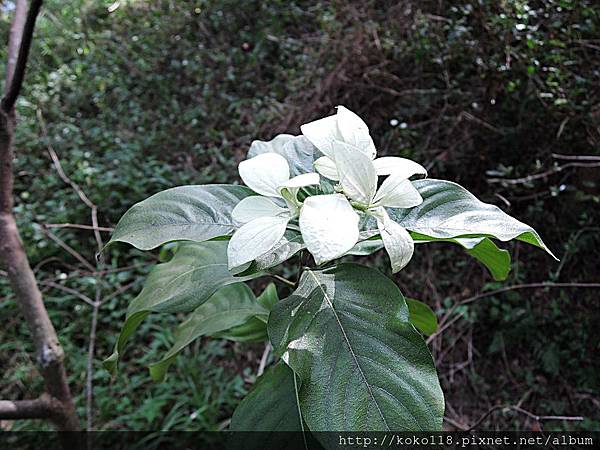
top-left (1, 0), bottom-right (598, 434)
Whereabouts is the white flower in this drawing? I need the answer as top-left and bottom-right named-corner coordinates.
top-left (300, 105), bottom-right (376, 161)
top-left (299, 106), bottom-right (427, 272)
top-left (229, 106), bottom-right (428, 273)
top-left (227, 152), bottom-right (319, 269)
top-left (302, 105), bottom-right (427, 182)
top-left (299, 194), bottom-right (360, 265)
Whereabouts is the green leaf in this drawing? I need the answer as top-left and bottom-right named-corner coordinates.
top-left (109, 184), bottom-right (255, 250)
top-left (212, 317), bottom-right (269, 343)
top-left (412, 233), bottom-right (511, 281)
top-left (458, 237), bottom-right (511, 281)
top-left (389, 179), bottom-right (557, 259)
top-left (248, 134), bottom-right (317, 177)
top-left (255, 282), bottom-right (280, 311)
top-left (103, 241), bottom-right (260, 374)
top-left (268, 263), bottom-right (444, 433)
top-left (229, 362), bottom-right (311, 450)
top-left (128, 241), bottom-right (258, 314)
top-left (211, 282), bottom-right (279, 343)
top-left (149, 283), bottom-right (267, 381)
top-left (230, 362), bottom-right (304, 432)
top-left (406, 298), bottom-right (438, 336)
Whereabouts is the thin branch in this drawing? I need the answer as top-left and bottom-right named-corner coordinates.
top-left (466, 404), bottom-right (584, 431)
top-left (551, 153), bottom-right (600, 162)
top-left (488, 162), bottom-right (600, 185)
top-left (38, 111), bottom-right (106, 431)
top-left (269, 273), bottom-right (296, 287)
top-left (427, 312), bottom-right (465, 345)
top-left (41, 280), bottom-right (96, 307)
top-left (1, 0), bottom-right (44, 113)
top-left (101, 280), bottom-right (140, 303)
top-left (458, 111), bottom-right (504, 135)
top-left (38, 110), bottom-right (105, 432)
top-left (511, 406), bottom-right (584, 422)
top-left (38, 110), bottom-right (104, 255)
top-left (86, 297), bottom-right (100, 431)
top-left (466, 405), bottom-right (508, 430)
top-left (443, 415), bottom-right (468, 431)
top-left (257, 343), bottom-right (271, 377)
top-left (44, 223), bottom-right (114, 232)
top-left (51, 262), bottom-right (153, 282)
top-left (0, 395), bottom-right (57, 420)
top-left (42, 226), bottom-right (96, 272)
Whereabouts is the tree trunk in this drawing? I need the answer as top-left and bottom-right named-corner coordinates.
top-left (0, 0), bottom-right (81, 436)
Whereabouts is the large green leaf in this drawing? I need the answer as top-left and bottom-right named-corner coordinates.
top-left (212, 282), bottom-right (279, 342)
top-left (248, 134), bottom-right (317, 177)
top-left (109, 184), bottom-right (255, 250)
top-left (389, 179), bottom-right (556, 259)
top-left (103, 241), bottom-right (259, 373)
top-left (268, 263), bottom-right (444, 433)
top-left (149, 283), bottom-right (267, 381)
top-left (229, 362), bottom-right (309, 450)
top-left (212, 317), bottom-right (268, 343)
top-left (406, 298), bottom-right (438, 336)
top-left (230, 362), bottom-right (303, 432)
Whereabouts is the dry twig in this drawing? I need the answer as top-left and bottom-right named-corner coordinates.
top-left (38, 112), bottom-right (106, 432)
top-left (465, 404), bottom-right (584, 431)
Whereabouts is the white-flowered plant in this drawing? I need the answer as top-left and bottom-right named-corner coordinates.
top-left (106, 104), bottom-right (555, 440)
top-left (228, 106), bottom-right (429, 273)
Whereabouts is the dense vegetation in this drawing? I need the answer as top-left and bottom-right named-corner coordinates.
top-left (1, 0), bottom-right (598, 432)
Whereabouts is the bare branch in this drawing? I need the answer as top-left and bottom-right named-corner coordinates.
top-left (552, 153), bottom-right (600, 162)
top-left (86, 299), bottom-right (100, 431)
top-left (41, 280), bottom-right (96, 307)
top-left (257, 343), bottom-right (272, 377)
top-left (1, 0), bottom-right (44, 113)
top-left (443, 415), bottom-right (468, 430)
top-left (44, 223), bottom-right (114, 232)
top-left (269, 273), bottom-right (296, 287)
top-left (37, 110), bottom-right (107, 432)
top-left (465, 404), bottom-right (584, 431)
top-left (510, 406), bottom-right (584, 423)
top-left (38, 110), bottom-right (104, 255)
top-left (488, 162), bottom-right (600, 185)
top-left (42, 226), bottom-right (96, 272)
top-left (0, 395), bottom-right (58, 420)
top-left (4, 0), bottom-right (27, 89)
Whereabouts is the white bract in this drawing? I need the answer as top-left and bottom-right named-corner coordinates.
top-left (300, 107), bottom-right (427, 272)
top-left (302, 106), bottom-right (427, 182)
top-left (299, 194), bottom-right (359, 265)
top-left (228, 152), bottom-right (319, 269)
top-left (228, 106), bottom-right (428, 273)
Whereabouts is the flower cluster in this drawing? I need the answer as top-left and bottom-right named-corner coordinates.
top-left (228, 106), bottom-right (427, 273)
